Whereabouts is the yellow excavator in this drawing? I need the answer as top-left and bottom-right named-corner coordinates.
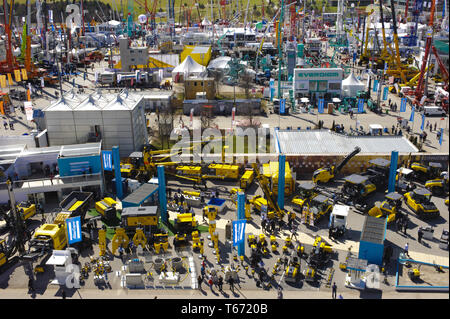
top-left (313, 147), bottom-right (361, 184)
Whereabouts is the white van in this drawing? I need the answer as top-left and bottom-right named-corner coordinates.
top-left (423, 106), bottom-right (446, 117)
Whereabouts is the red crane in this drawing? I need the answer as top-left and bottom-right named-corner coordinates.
top-left (0, 0), bottom-right (19, 74)
top-left (414, 0), bottom-right (436, 105)
top-left (431, 45), bottom-right (449, 90)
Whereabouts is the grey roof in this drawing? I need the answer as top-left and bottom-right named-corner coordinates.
top-left (347, 257), bottom-right (368, 271)
top-left (59, 143), bottom-right (102, 158)
top-left (122, 206), bottom-right (158, 217)
top-left (369, 158), bottom-right (391, 167)
top-left (275, 130), bottom-right (418, 154)
top-left (385, 192), bottom-right (403, 201)
top-left (360, 216), bottom-right (386, 245)
top-left (122, 183), bottom-right (159, 205)
top-left (344, 174), bottom-right (368, 184)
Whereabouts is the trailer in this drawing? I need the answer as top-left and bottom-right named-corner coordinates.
top-left (59, 191), bottom-right (94, 224)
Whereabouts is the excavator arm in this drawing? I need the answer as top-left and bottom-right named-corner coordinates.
top-left (334, 146), bottom-right (362, 175)
top-left (251, 163), bottom-right (284, 219)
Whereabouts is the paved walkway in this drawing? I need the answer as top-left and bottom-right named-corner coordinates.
top-left (168, 211), bottom-right (449, 267)
top-left (0, 286), bottom-right (447, 300)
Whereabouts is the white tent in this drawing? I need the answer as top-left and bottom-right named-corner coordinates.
top-left (342, 72), bottom-right (365, 97)
top-left (207, 56), bottom-right (232, 71)
top-left (172, 55), bottom-right (206, 81)
top-left (201, 17), bottom-right (212, 26)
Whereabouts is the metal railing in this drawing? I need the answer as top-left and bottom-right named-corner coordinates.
top-left (0, 173), bottom-right (102, 190)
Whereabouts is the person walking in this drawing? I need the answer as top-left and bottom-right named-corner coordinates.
top-left (218, 276), bottom-right (223, 292)
top-left (200, 265), bottom-right (206, 279)
top-left (28, 277), bottom-right (35, 293)
top-left (403, 217), bottom-right (408, 235)
top-left (228, 276), bottom-right (235, 292)
top-left (118, 245), bottom-right (124, 262)
top-left (61, 289), bottom-right (66, 299)
top-left (332, 282), bottom-right (337, 299)
top-left (197, 275), bottom-right (203, 290)
top-left (291, 224), bottom-right (298, 241)
top-left (404, 242), bottom-right (410, 257)
top-left (3, 120), bottom-right (7, 130)
top-left (277, 287), bottom-right (283, 299)
top-left (418, 227), bottom-right (423, 244)
top-left (434, 122), bottom-right (437, 131)
top-left (207, 275), bottom-right (214, 292)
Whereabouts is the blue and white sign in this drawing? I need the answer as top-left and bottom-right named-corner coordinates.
top-left (383, 86), bottom-right (389, 101)
top-left (420, 114), bottom-right (425, 130)
top-left (102, 151), bottom-right (113, 171)
top-left (439, 128), bottom-right (444, 145)
top-left (318, 98), bottom-right (324, 114)
top-left (384, 61), bottom-right (388, 75)
top-left (66, 216), bottom-right (82, 245)
top-left (280, 98), bottom-right (286, 114)
top-left (353, 52), bottom-right (357, 63)
top-left (269, 79), bottom-right (275, 101)
top-left (357, 98), bottom-right (364, 113)
top-left (409, 106), bottom-right (415, 122)
top-left (373, 79), bottom-right (379, 92)
top-left (232, 219), bottom-right (247, 247)
top-left (400, 98), bottom-right (407, 112)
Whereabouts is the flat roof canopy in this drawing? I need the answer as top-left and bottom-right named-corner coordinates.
top-left (275, 130), bottom-right (418, 154)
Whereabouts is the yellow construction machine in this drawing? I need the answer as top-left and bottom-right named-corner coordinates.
top-left (313, 147), bottom-right (361, 184)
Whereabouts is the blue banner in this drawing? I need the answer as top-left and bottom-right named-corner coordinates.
top-left (353, 52), bottom-right (357, 62)
top-left (102, 151), bottom-right (113, 171)
top-left (269, 79), bottom-right (275, 101)
top-left (420, 114), bottom-right (425, 130)
top-left (318, 98), bottom-right (324, 114)
top-left (409, 107), bottom-right (415, 122)
top-left (232, 219), bottom-right (247, 247)
top-left (358, 98), bottom-right (364, 113)
top-left (280, 98), bottom-right (286, 114)
top-left (373, 79), bottom-right (379, 92)
top-left (439, 128), bottom-right (444, 145)
top-left (400, 98), bottom-right (407, 112)
top-left (383, 86), bottom-right (389, 100)
top-left (66, 216), bottom-right (82, 245)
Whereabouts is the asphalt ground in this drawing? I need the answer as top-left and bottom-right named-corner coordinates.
top-left (0, 60), bottom-right (448, 300)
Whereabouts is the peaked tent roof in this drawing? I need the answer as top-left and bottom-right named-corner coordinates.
top-left (342, 72), bottom-right (365, 87)
top-left (201, 17), bottom-right (212, 26)
top-left (172, 55), bottom-right (206, 74)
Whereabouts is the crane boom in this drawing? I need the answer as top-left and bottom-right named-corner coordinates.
top-left (414, 0), bottom-right (436, 103)
top-left (252, 163), bottom-right (284, 219)
top-left (431, 45), bottom-right (449, 83)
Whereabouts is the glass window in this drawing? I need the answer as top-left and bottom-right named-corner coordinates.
top-left (318, 81), bottom-right (327, 91)
top-left (329, 82), bottom-right (341, 90)
top-left (309, 81), bottom-right (317, 91)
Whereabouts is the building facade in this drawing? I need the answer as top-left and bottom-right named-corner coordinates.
top-left (292, 68), bottom-right (343, 100)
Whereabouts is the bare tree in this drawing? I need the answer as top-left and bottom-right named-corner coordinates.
top-left (157, 101), bottom-right (176, 149)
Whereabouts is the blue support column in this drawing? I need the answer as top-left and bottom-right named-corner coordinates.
top-left (237, 192), bottom-right (245, 257)
top-left (157, 165), bottom-right (168, 224)
top-left (388, 151), bottom-right (399, 193)
top-left (112, 146), bottom-right (123, 200)
top-left (277, 154), bottom-right (286, 210)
